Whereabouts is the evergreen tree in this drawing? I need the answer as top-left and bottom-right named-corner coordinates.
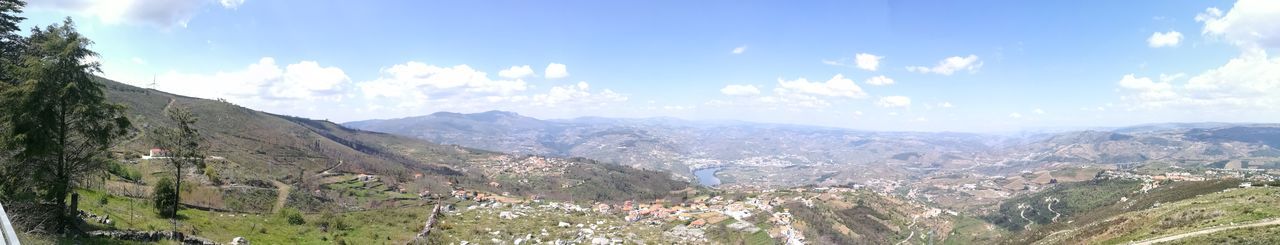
top-left (149, 106), bottom-right (204, 228)
top-left (0, 17), bottom-right (131, 229)
top-left (0, 0), bottom-right (26, 85)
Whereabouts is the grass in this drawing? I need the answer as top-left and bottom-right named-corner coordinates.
top-left (1161, 223), bottom-right (1280, 245)
top-left (1027, 186), bottom-right (1280, 244)
top-left (71, 188), bottom-right (434, 244)
top-left (942, 215), bottom-right (1005, 245)
top-left (1098, 187), bottom-right (1280, 244)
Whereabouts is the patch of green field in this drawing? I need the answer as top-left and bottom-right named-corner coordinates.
top-left (1162, 223), bottom-right (1280, 245)
top-left (1098, 187), bottom-right (1280, 244)
top-left (943, 215), bottom-right (1005, 245)
top-left (72, 189), bottom-right (434, 244)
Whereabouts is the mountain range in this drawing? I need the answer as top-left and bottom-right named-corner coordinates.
top-left (345, 111), bottom-right (1280, 187)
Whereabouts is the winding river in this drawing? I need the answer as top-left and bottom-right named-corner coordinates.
top-left (693, 167), bottom-right (725, 186)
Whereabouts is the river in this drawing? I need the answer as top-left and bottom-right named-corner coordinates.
top-left (693, 167), bottom-right (724, 186)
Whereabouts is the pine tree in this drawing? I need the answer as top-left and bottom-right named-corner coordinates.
top-left (0, 0), bottom-right (26, 85)
top-left (0, 17), bottom-right (131, 229)
top-left (149, 106), bottom-right (205, 231)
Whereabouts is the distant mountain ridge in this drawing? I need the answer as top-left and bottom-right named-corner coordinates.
top-left (345, 111), bottom-right (1280, 186)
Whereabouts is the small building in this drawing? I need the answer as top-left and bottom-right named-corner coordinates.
top-left (594, 203), bottom-right (612, 214)
top-left (142, 148), bottom-right (168, 159)
top-left (690, 219), bottom-right (707, 227)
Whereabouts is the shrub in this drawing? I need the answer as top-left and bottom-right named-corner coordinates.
top-left (204, 164), bottom-right (222, 185)
top-left (153, 177), bottom-right (179, 218)
top-left (280, 207), bottom-right (306, 225)
top-left (108, 161), bottom-right (141, 182)
top-left (317, 211), bottom-right (348, 231)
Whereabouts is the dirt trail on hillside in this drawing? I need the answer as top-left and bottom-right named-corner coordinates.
top-left (896, 215), bottom-right (920, 245)
top-left (270, 180), bottom-right (291, 213)
top-left (1129, 218), bottom-right (1280, 245)
top-left (1046, 198), bottom-right (1061, 223)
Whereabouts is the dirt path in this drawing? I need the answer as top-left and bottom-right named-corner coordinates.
top-left (270, 180), bottom-right (291, 213)
top-left (1018, 203), bottom-right (1034, 231)
top-left (1046, 198), bottom-right (1061, 223)
top-left (1129, 218), bottom-right (1280, 245)
top-left (314, 160), bottom-right (344, 177)
top-left (162, 97), bottom-right (176, 112)
top-left (896, 215), bottom-right (920, 245)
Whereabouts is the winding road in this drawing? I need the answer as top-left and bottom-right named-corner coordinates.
top-left (1129, 218), bottom-right (1280, 245)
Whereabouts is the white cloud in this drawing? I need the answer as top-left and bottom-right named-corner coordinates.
top-left (525, 82), bottom-right (628, 107)
top-left (864, 75), bottom-right (895, 86)
top-left (1182, 51), bottom-right (1280, 108)
top-left (758, 93), bottom-right (832, 108)
top-left (720, 84), bottom-right (761, 96)
top-left (906, 55), bottom-right (983, 75)
top-left (874, 96), bottom-right (911, 108)
top-left (1147, 31), bottom-right (1183, 48)
top-left (822, 59), bottom-right (850, 67)
top-left (1117, 74), bottom-right (1177, 103)
top-left (1159, 73), bottom-right (1187, 82)
top-left (141, 58), bottom-right (636, 121)
top-left (273, 61), bottom-right (350, 100)
top-left (938, 102), bottom-right (954, 108)
top-left (854, 53), bottom-right (883, 71)
top-left (1119, 2), bottom-right (1280, 112)
top-left (1033, 108), bottom-right (1046, 114)
top-left (498, 65), bottom-right (535, 79)
top-left (1194, 7), bottom-right (1222, 23)
top-left (130, 57), bottom-right (146, 65)
top-left (1197, 0), bottom-right (1280, 50)
top-left (712, 81), bottom-right (840, 109)
top-left (775, 74), bottom-right (867, 98)
top-left (30, 0), bottom-right (218, 28)
top-left (219, 0), bottom-right (245, 9)
top-left (157, 57), bottom-right (350, 101)
top-left (1008, 113), bottom-right (1023, 118)
top-left (732, 45), bottom-right (747, 54)
top-left (152, 57), bottom-right (352, 118)
top-left (359, 62), bottom-right (528, 103)
top-left (544, 63), bottom-right (569, 79)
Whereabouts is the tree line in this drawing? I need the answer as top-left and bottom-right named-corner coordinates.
top-left (0, 0), bottom-right (203, 235)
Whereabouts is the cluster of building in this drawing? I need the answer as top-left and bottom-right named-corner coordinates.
top-left (471, 155), bottom-right (578, 177)
top-left (1098, 169), bottom-right (1280, 182)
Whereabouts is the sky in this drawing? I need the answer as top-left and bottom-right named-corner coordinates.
top-left (17, 0), bottom-right (1280, 132)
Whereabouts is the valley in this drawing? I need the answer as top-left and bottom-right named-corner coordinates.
top-left (4, 1), bottom-right (1280, 244)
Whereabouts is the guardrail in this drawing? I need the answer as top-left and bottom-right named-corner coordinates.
top-left (0, 201), bottom-right (20, 245)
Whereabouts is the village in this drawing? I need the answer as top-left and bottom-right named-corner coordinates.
top-left (426, 185), bottom-right (919, 244)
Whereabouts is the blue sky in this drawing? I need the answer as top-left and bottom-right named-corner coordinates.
top-left (20, 0), bottom-right (1280, 132)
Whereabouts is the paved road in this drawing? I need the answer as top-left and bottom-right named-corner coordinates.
top-left (1129, 218), bottom-right (1280, 245)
